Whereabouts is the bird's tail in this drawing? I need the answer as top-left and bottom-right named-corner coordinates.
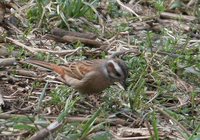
top-left (25, 59), bottom-right (65, 76)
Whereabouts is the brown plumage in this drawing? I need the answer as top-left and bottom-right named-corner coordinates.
top-left (25, 59), bottom-right (128, 94)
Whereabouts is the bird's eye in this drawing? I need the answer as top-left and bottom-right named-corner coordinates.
top-left (116, 72), bottom-right (121, 77)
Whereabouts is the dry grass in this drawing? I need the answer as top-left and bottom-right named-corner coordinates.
top-left (0, 0), bottom-right (199, 139)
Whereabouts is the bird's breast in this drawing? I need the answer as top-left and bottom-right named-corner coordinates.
top-left (75, 72), bottom-right (112, 94)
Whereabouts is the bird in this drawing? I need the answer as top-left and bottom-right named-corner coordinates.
top-left (25, 58), bottom-right (128, 94)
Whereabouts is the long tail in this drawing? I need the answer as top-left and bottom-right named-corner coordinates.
top-left (25, 59), bottom-right (65, 76)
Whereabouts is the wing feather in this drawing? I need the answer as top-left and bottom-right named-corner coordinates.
top-left (60, 60), bottom-right (105, 80)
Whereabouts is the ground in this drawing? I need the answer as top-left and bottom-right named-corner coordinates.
top-left (0, 0), bottom-right (200, 140)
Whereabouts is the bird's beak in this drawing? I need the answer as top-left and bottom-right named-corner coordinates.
top-left (119, 81), bottom-right (127, 90)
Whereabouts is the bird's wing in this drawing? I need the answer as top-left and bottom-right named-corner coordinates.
top-left (60, 60), bottom-right (105, 80)
top-left (26, 59), bottom-right (105, 80)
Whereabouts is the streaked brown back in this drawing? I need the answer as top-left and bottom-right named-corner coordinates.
top-left (60, 60), bottom-right (105, 80)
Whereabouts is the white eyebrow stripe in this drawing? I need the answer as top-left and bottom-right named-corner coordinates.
top-left (109, 60), bottom-right (123, 75)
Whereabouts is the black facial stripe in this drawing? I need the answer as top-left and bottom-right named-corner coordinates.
top-left (115, 71), bottom-right (121, 77)
top-left (117, 61), bottom-right (128, 78)
top-left (111, 61), bottom-right (124, 79)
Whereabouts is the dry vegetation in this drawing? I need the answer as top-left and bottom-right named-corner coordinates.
top-left (0, 0), bottom-right (200, 140)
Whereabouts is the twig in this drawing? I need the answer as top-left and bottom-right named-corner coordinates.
top-left (110, 130), bottom-right (151, 140)
top-left (30, 120), bottom-right (62, 140)
top-left (158, 19), bottom-right (191, 31)
top-left (116, 0), bottom-right (142, 21)
top-left (146, 92), bottom-right (159, 104)
top-left (0, 114), bottom-right (126, 125)
top-left (187, 0), bottom-right (197, 7)
top-left (160, 12), bottom-right (196, 22)
top-left (154, 105), bottom-right (191, 136)
top-left (6, 37), bottom-right (80, 55)
top-left (0, 92), bottom-right (4, 106)
top-left (8, 69), bottom-right (37, 77)
top-left (29, 116), bottom-right (127, 140)
top-left (5, 20), bottom-right (24, 34)
top-left (144, 121), bottom-right (154, 140)
top-left (62, 35), bottom-right (103, 47)
top-left (109, 49), bottom-right (141, 58)
top-left (45, 34), bottom-right (104, 48)
top-left (0, 131), bottom-right (29, 137)
top-left (51, 28), bottom-right (97, 39)
top-left (0, 58), bottom-right (16, 67)
top-left (6, 37), bottom-right (36, 54)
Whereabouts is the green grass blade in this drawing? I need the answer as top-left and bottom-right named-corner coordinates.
top-left (80, 108), bottom-right (101, 139)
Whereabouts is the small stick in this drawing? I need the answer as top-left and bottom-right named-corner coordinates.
top-left (51, 28), bottom-right (97, 39)
top-left (45, 34), bottom-right (104, 48)
top-left (30, 121), bottom-right (62, 140)
top-left (160, 12), bottom-right (196, 22)
top-left (116, 0), bottom-right (142, 21)
top-left (6, 37), bottom-right (36, 54)
top-left (0, 57), bottom-right (16, 67)
top-left (154, 106), bottom-right (191, 136)
top-left (6, 37), bottom-right (80, 55)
